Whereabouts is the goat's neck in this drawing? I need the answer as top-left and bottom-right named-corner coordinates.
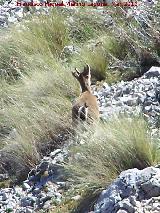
top-left (79, 81), bottom-right (91, 93)
top-left (81, 85), bottom-right (92, 93)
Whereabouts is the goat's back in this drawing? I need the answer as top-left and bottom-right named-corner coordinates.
top-left (72, 91), bottom-right (99, 123)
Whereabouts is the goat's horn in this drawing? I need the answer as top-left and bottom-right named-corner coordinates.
top-left (75, 68), bottom-right (80, 75)
top-left (86, 64), bottom-right (90, 72)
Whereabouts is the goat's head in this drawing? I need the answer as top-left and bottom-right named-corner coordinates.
top-left (72, 64), bottom-right (91, 92)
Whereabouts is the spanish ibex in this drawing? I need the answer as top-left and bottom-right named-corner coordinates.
top-left (72, 65), bottom-right (99, 125)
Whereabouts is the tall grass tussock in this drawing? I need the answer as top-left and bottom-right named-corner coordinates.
top-left (66, 116), bottom-right (160, 187)
top-left (0, 9), bottom-right (78, 180)
top-left (52, 116), bottom-right (160, 212)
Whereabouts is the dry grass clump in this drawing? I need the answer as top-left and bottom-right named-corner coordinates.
top-left (0, 9), bottom-right (78, 181)
top-left (66, 116), bottom-right (159, 187)
top-left (0, 57), bottom-right (77, 179)
top-left (68, 7), bottom-right (108, 43)
top-left (72, 45), bottom-right (108, 82)
top-left (0, 9), bottom-right (69, 81)
top-left (52, 116), bottom-right (160, 212)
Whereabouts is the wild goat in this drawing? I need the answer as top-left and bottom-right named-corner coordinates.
top-left (72, 65), bottom-right (99, 125)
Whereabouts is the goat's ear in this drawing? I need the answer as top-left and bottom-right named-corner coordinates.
top-left (72, 71), bottom-right (77, 78)
top-left (86, 64), bottom-right (90, 74)
top-left (84, 64), bottom-right (91, 76)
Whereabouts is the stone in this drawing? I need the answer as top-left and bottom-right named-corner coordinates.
top-left (61, 45), bottom-right (79, 60)
top-left (38, 160), bottom-right (49, 173)
top-left (6, 200), bottom-right (16, 210)
top-left (8, 15), bottom-right (17, 23)
top-left (115, 199), bottom-right (135, 213)
top-left (2, 193), bottom-right (8, 201)
top-left (94, 167), bottom-right (160, 213)
top-left (117, 210), bottom-right (128, 213)
top-left (96, 65), bottom-right (160, 127)
top-left (144, 105), bottom-right (152, 112)
top-left (21, 196), bottom-right (36, 207)
top-left (55, 193), bottom-right (62, 203)
top-left (0, 173), bottom-right (9, 181)
top-left (22, 182), bottom-right (31, 190)
top-left (71, 195), bottom-right (81, 201)
top-left (50, 149), bottom-right (61, 159)
top-left (144, 67), bottom-right (160, 78)
top-left (26, 208), bottom-right (33, 213)
top-left (43, 200), bottom-right (51, 210)
top-left (147, 91), bottom-right (155, 98)
top-left (15, 10), bottom-right (23, 19)
top-left (54, 153), bottom-right (65, 163)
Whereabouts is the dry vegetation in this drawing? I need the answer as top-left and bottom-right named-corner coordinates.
top-left (67, 117), bottom-right (159, 186)
top-left (51, 116), bottom-right (160, 213)
top-left (0, 10), bottom-right (78, 180)
top-left (0, 4), bottom-right (160, 212)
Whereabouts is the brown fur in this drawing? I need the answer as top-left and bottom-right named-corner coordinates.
top-left (72, 65), bottom-right (99, 125)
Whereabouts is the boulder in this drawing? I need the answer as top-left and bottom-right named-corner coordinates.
top-left (94, 166), bottom-right (160, 213)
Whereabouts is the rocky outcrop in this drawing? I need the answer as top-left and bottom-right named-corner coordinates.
top-left (94, 166), bottom-right (160, 213)
top-left (0, 0), bottom-right (49, 27)
top-left (0, 148), bottom-right (68, 212)
top-left (93, 67), bottom-right (160, 212)
top-left (94, 66), bottom-right (160, 128)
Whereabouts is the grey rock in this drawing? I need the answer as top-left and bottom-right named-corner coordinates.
top-left (32, 188), bottom-right (41, 194)
top-left (50, 149), bottom-right (62, 159)
top-left (39, 195), bottom-right (52, 208)
top-left (0, 173), bottom-right (9, 181)
top-left (96, 66), bottom-right (160, 128)
top-left (115, 199), bottom-right (135, 213)
top-left (43, 200), bottom-right (51, 210)
top-left (94, 167), bottom-right (160, 213)
top-left (38, 160), bottom-right (50, 173)
top-left (21, 196), bottom-right (36, 207)
top-left (114, 89), bottom-right (123, 98)
top-left (14, 9), bottom-right (23, 19)
top-left (122, 86), bottom-right (131, 94)
top-left (147, 90), bottom-right (156, 98)
top-left (144, 66), bottom-right (160, 78)
top-left (2, 193), bottom-right (8, 201)
top-left (26, 208), bottom-right (33, 213)
top-left (54, 153), bottom-right (65, 163)
top-left (61, 45), bottom-right (79, 61)
top-left (54, 191), bottom-right (62, 200)
top-left (115, 101), bottom-right (123, 107)
top-left (137, 94), bottom-right (146, 104)
top-left (22, 182), bottom-right (31, 190)
top-left (154, 105), bottom-right (160, 112)
top-left (117, 210), bottom-right (128, 213)
top-left (8, 15), bottom-right (17, 23)
top-left (144, 105), bottom-right (152, 112)
top-left (125, 97), bottom-right (138, 106)
top-left (6, 200), bottom-right (16, 210)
